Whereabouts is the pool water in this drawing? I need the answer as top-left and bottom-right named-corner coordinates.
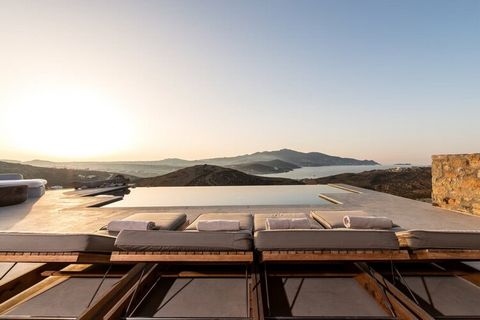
top-left (104, 185), bottom-right (349, 207)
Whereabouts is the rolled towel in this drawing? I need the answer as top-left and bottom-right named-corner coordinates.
top-left (197, 220), bottom-right (240, 231)
top-left (343, 216), bottom-right (393, 230)
top-left (266, 218), bottom-right (311, 230)
top-left (107, 220), bottom-right (156, 232)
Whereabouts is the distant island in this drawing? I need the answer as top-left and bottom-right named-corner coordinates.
top-left (13, 148), bottom-right (379, 177)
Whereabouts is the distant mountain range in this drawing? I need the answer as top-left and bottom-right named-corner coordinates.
top-left (20, 149), bottom-right (378, 177)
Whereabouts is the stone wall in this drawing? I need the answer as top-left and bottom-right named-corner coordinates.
top-left (432, 153), bottom-right (480, 215)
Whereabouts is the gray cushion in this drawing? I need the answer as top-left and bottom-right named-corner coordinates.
top-left (0, 232), bottom-right (116, 253)
top-left (122, 213), bottom-right (187, 230)
top-left (186, 213), bottom-right (253, 232)
top-left (311, 210), bottom-right (369, 228)
top-left (396, 230), bottom-right (480, 249)
top-left (115, 230), bottom-right (252, 251)
top-left (254, 213), bottom-right (323, 232)
top-left (254, 229), bottom-right (400, 251)
top-left (0, 173), bottom-right (23, 180)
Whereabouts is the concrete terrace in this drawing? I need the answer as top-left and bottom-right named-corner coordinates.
top-left (2, 184), bottom-right (480, 233)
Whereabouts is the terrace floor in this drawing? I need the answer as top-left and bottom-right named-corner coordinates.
top-left (1, 184), bottom-right (480, 233)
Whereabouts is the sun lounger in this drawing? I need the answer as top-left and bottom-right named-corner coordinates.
top-left (254, 213), bottom-right (408, 262)
top-left (396, 230), bottom-right (480, 260)
top-left (0, 213), bottom-right (187, 264)
top-left (108, 214), bottom-right (256, 319)
top-left (0, 232), bottom-right (116, 263)
top-left (111, 213), bottom-right (254, 263)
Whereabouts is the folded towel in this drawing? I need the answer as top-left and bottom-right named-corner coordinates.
top-left (107, 220), bottom-right (156, 232)
top-left (266, 218), bottom-right (311, 230)
top-left (343, 216), bottom-right (393, 230)
top-left (197, 220), bottom-right (240, 231)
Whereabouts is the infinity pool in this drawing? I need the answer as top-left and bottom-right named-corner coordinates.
top-left (104, 185), bottom-right (349, 207)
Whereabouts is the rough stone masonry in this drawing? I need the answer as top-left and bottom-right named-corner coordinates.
top-left (432, 153), bottom-right (480, 215)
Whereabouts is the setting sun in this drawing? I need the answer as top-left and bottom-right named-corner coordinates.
top-left (2, 87), bottom-right (133, 160)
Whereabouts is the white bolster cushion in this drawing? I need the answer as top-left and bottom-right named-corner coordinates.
top-left (266, 218), bottom-right (311, 230)
top-left (343, 216), bottom-right (393, 230)
top-left (107, 220), bottom-right (156, 232)
top-left (196, 220), bottom-right (241, 231)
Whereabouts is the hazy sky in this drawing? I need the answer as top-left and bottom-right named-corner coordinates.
top-left (0, 0), bottom-right (479, 164)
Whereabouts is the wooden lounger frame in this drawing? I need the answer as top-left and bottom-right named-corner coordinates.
top-left (260, 249), bottom-right (410, 262)
top-left (111, 251), bottom-right (254, 263)
top-left (0, 252), bottom-right (111, 264)
top-left (261, 249), bottom-right (480, 262)
top-left (408, 249), bottom-right (480, 261)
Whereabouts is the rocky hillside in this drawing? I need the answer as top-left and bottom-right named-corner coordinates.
top-left (135, 164), bottom-right (302, 187)
top-left (304, 167), bottom-right (432, 200)
top-left (0, 161), bottom-right (133, 188)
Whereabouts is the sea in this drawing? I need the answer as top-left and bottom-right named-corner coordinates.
top-left (259, 164), bottom-right (415, 180)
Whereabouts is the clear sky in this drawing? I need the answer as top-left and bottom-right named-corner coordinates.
top-left (0, 0), bottom-right (478, 165)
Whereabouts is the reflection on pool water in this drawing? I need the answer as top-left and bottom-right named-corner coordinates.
top-left (104, 185), bottom-right (349, 207)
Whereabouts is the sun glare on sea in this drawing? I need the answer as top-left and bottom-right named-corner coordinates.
top-left (3, 87), bottom-right (133, 159)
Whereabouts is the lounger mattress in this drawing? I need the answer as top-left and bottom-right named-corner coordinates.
top-left (397, 230), bottom-right (480, 249)
top-left (255, 229), bottom-right (400, 251)
top-left (0, 232), bottom-right (116, 252)
top-left (115, 230), bottom-right (252, 251)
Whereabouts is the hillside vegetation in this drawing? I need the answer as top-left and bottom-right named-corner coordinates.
top-left (0, 161), bottom-right (131, 188)
top-left (135, 164), bottom-right (301, 186)
top-left (304, 167), bottom-right (432, 200)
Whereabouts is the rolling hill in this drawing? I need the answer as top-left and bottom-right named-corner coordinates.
top-left (135, 164), bottom-right (302, 186)
top-left (0, 161), bottom-right (134, 188)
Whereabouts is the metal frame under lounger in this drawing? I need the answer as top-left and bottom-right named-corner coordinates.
top-left (0, 263), bottom-right (148, 320)
top-left (254, 213), bottom-right (409, 262)
top-left (111, 213), bottom-right (254, 263)
top-left (366, 261), bottom-right (480, 320)
top-left (396, 230), bottom-right (480, 261)
top-left (258, 261), bottom-right (417, 319)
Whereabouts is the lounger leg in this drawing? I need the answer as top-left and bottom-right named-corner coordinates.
top-left (263, 263), bottom-right (271, 317)
top-left (0, 263), bottom-right (16, 282)
top-left (86, 264), bottom-right (112, 308)
top-left (245, 265), bottom-right (249, 318)
top-left (362, 263), bottom-right (397, 318)
top-left (124, 263), bottom-right (147, 316)
top-left (392, 264), bottom-right (420, 305)
top-left (126, 269), bottom-right (163, 318)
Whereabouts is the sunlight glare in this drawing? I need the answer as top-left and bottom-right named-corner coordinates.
top-left (3, 87), bottom-right (133, 159)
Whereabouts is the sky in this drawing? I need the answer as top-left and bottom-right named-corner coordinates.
top-left (0, 0), bottom-right (479, 165)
